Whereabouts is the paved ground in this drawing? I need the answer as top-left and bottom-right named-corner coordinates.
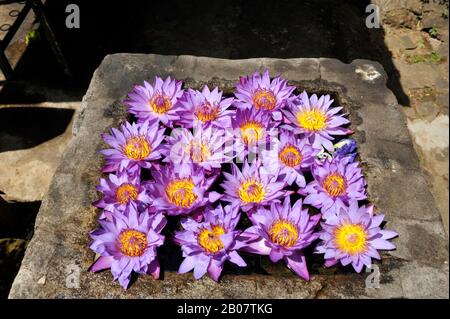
top-left (374, 0), bottom-right (449, 233)
top-left (0, 0), bottom-right (448, 298)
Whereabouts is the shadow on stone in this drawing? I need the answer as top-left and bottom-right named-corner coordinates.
top-left (0, 238), bottom-right (28, 299)
top-left (0, 0), bottom-right (409, 105)
top-left (0, 107), bottom-right (74, 152)
top-left (0, 197), bottom-right (40, 239)
top-left (0, 196), bottom-right (40, 299)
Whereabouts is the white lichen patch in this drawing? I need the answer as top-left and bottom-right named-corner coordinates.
top-left (355, 64), bottom-right (382, 81)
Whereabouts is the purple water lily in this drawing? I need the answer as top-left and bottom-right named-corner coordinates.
top-left (173, 204), bottom-right (247, 281)
top-left (125, 76), bottom-right (184, 126)
top-left (162, 124), bottom-right (234, 172)
top-left (221, 159), bottom-right (286, 213)
top-left (241, 197), bottom-right (321, 280)
top-left (234, 69), bottom-right (295, 121)
top-left (89, 72), bottom-right (399, 287)
top-left (262, 129), bottom-right (319, 187)
top-left (283, 91), bottom-right (352, 151)
top-left (231, 108), bottom-right (275, 162)
top-left (146, 163), bottom-right (220, 216)
top-left (315, 201), bottom-right (398, 273)
top-left (100, 120), bottom-right (165, 174)
top-left (301, 156), bottom-right (366, 220)
top-left (93, 171), bottom-right (151, 218)
top-left (177, 85), bottom-right (234, 129)
top-left (88, 203), bottom-right (166, 289)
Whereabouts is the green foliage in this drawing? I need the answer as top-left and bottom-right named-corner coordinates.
top-left (406, 51), bottom-right (443, 64)
top-left (430, 51), bottom-right (443, 63)
top-left (428, 26), bottom-right (439, 38)
top-left (417, 38), bottom-right (426, 49)
top-left (25, 30), bottom-right (40, 45)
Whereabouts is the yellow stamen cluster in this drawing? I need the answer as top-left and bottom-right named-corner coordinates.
top-left (187, 141), bottom-right (211, 163)
top-left (238, 179), bottom-right (266, 203)
top-left (269, 219), bottom-right (299, 247)
top-left (165, 178), bottom-right (198, 208)
top-left (322, 173), bottom-right (347, 197)
top-left (123, 136), bottom-right (151, 160)
top-left (115, 184), bottom-right (138, 205)
top-left (240, 121), bottom-right (265, 145)
top-left (149, 93), bottom-right (171, 114)
top-left (197, 225), bottom-right (225, 254)
top-left (296, 109), bottom-right (327, 132)
top-left (278, 144), bottom-right (303, 167)
top-left (118, 229), bottom-right (148, 257)
top-left (194, 102), bottom-right (219, 122)
top-left (334, 224), bottom-right (367, 255)
top-left (253, 89), bottom-right (276, 111)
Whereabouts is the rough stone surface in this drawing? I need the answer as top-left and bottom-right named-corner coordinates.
top-left (406, 115), bottom-right (449, 233)
top-left (376, 1), bottom-right (449, 235)
top-left (373, 0), bottom-right (424, 16)
top-left (9, 54), bottom-right (449, 299)
top-left (384, 9), bottom-right (420, 29)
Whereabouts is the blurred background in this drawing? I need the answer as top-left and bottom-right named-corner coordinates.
top-left (0, 0), bottom-right (448, 298)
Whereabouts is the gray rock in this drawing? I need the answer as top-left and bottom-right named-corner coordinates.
top-left (415, 101), bottom-right (440, 120)
top-left (373, 0), bottom-right (423, 16)
top-left (421, 1), bottom-right (449, 30)
top-left (436, 92), bottom-right (449, 114)
top-left (399, 35), bottom-right (418, 50)
top-left (8, 54), bottom-right (449, 299)
top-left (392, 60), bottom-right (442, 90)
top-left (384, 9), bottom-right (419, 29)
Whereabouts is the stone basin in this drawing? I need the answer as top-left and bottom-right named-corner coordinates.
top-left (8, 54), bottom-right (449, 298)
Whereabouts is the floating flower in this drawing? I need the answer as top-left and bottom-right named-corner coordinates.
top-left (89, 72), bottom-right (399, 288)
top-left (301, 156), bottom-right (366, 219)
top-left (125, 76), bottom-right (183, 125)
top-left (93, 171), bottom-right (151, 218)
top-left (283, 91), bottom-right (352, 151)
top-left (88, 203), bottom-right (166, 289)
top-left (234, 69), bottom-right (295, 121)
top-left (100, 120), bottom-right (165, 174)
top-left (174, 204), bottom-right (247, 281)
top-left (231, 108), bottom-right (275, 161)
top-left (162, 125), bottom-right (234, 172)
top-left (334, 138), bottom-right (357, 163)
top-left (241, 197), bottom-right (321, 280)
top-left (262, 129), bottom-right (319, 187)
top-left (221, 160), bottom-right (286, 213)
top-left (146, 163), bottom-right (220, 216)
top-left (177, 86), bottom-right (234, 129)
top-left (315, 201), bottom-right (398, 273)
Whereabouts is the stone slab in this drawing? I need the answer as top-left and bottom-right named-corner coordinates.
top-left (9, 54), bottom-right (449, 298)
